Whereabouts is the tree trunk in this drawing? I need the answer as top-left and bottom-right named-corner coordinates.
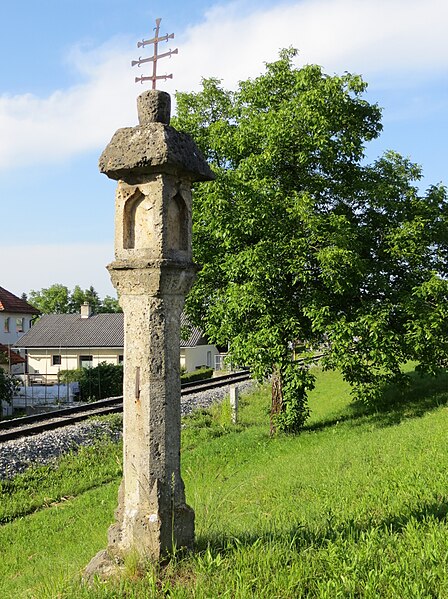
top-left (270, 367), bottom-right (283, 436)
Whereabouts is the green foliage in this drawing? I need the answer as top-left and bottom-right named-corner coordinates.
top-left (58, 363), bottom-right (123, 401)
top-left (70, 284), bottom-right (101, 313)
top-left (28, 284), bottom-right (122, 314)
top-left (173, 48), bottom-right (448, 432)
top-left (79, 362), bottom-right (123, 401)
top-left (4, 368), bottom-right (448, 596)
top-left (77, 362), bottom-right (123, 401)
top-left (181, 367), bottom-right (213, 384)
top-left (28, 283), bottom-right (71, 314)
top-left (0, 369), bottom-right (18, 407)
top-left (100, 295), bottom-right (122, 313)
top-left (58, 368), bottom-right (83, 384)
top-left (0, 435), bottom-right (122, 523)
top-left (273, 363), bottom-right (314, 433)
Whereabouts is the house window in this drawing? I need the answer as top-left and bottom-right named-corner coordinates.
top-left (118, 355), bottom-right (124, 364)
top-left (79, 355), bottom-right (93, 369)
top-left (52, 355), bottom-right (62, 366)
top-left (16, 317), bottom-right (24, 333)
top-left (4, 317), bottom-right (10, 333)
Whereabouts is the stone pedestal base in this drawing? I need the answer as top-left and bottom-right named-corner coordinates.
top-left (107, 490), bottom-right (195, 561)
top-left (84, 481), bottom-right (194, 580)
top-left (84, 549), bottom-right (123, 583)
top-left (84, 505), bottom-right (194, 581)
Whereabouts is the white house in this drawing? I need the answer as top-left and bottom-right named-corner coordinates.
top-left (0, 286), bottom-right (40, 374)
top-left (14, 304), bottom-right (219, 379)
top-left (0, 343), bottom-right (26, 373)
top-left (0, 286), bottom-right (40, 346)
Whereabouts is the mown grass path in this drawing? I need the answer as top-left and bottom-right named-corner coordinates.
top-left (1, 366), bottom-right (448, 598)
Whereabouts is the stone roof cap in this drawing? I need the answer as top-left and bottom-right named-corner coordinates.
top-left (99, 90), bottom-right (214, 183)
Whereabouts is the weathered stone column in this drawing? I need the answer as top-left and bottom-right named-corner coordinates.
top-left (85, 90), bottom-right (213, 575)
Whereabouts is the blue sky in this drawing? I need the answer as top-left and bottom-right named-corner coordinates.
top-left (1, 0), bottom-right (447, 298)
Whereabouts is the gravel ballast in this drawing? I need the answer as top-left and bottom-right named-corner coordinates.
top-left (0, 380), bottom-right (255, 480)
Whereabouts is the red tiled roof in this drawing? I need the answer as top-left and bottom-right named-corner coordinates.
top-left (0, 287), bottom-right (40, 315)
top-left (0, 343), bottom-right (26, 365)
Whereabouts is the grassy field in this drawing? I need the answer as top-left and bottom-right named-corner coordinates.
top-left (1, 365), bottom-right (448, 598)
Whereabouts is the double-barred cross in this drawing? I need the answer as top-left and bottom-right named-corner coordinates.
top-left (132, 18), bottom-right (178, 89)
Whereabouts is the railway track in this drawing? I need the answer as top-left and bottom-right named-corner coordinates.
top-left (0, 370), bottom-right (251, 443)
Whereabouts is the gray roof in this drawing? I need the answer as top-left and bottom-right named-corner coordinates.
top-left (14, 313), bottom-right (206, 349)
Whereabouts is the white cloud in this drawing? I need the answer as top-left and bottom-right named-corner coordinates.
top-left (0, 38), bottom-right (137, 171)
top-left (1, 243), bottom-right (116, 298)
top-left (169, 0), bottom-right (448, 92)
top-left (0, 0), bottom-right (447, 172)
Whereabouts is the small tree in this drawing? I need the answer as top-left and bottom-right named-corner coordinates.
top-left (0, 368), bottom-right (18, 418)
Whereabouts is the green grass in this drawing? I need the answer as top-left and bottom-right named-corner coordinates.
top-left (1, 367), bottom-right (448, 597)
top-left (0, 414), bottom-right (123, 524)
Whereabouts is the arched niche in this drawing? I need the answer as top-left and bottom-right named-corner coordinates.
top-left (167, 193), bottom-right (188, 251)
top-left (123, 191), bottom-right (154, 250)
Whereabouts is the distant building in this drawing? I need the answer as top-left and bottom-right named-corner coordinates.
top-left (15, 305), bottom-right (219, 378)
top-left (0, 286), bottom-right (40, 346)
top-left (0, 343), bottom-right (26, 372)
top-left (0, 286), bottom-right (40, 373)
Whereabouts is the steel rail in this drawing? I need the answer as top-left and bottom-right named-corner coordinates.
top-left (0, 371), bottom-right (251, 443)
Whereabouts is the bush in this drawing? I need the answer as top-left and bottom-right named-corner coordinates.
top-left (58, 369), bottom-right (83, 383)
top-left (273, 364), bottom-right (314, 433)
top-left (79, 362), bottom-right (123, 401)
top-left (59, 362), bottom-right (213, 401)
top-left (59, 363), bottom-right (123, 402)
top-left (0, 370), bottom-right (18, 415)
top-left (181, 367), bottom-right (213, 384)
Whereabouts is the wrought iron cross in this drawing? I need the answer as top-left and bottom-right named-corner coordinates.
top-left (132, 18), bottom-right (178, 88)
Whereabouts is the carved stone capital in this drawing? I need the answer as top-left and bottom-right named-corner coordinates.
top-left (107, 260), bottom-right (197, 298)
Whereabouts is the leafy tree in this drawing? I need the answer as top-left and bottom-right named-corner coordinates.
top-left (69, 285), bottom-right (102, 313)
top-left (83, 286), bottom-right (102, 313)
top-left (28, 284), bottom-right (121, 314)
top-left (28, 284), bottom-right (71, 314)
top-left (173, 49), bottom-right (448, 433)
top-left (70, 285), bottom-right (89, 313)
top-left (98, 295), bottom-right (121, 313)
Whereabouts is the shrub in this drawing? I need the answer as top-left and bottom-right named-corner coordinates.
top-left (181, 367), bottom-right (213, 384)
top-left (0, 369), bottom-right (18, 406)
top-left (79, 362), bottom-right (123, 401)
top-left (59, 363), bottom-right (123, 402)
top-left (59, 362), bottom-right (213, 401)
top-left (58, 369), bottom-right (83, 383)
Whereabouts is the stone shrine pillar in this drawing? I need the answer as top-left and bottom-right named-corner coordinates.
top-left (86, 90), bottom-right (213, 573)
